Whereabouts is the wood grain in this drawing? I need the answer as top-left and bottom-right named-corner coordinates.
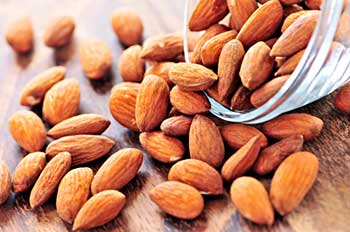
top-left (0, 0), bottom-right (349, 231)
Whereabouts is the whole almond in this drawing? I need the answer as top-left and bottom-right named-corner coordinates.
top-left (188, 0), bottom-right (228, 31)
top-left (189, 115), bottom-right (225, 167)
top-left (262, 113), bottom-right (324, 141)
top-left (305, 0), bottom-right (322, 10)
top-left (43, 79), bottom-right (80, 125)
top-left (240, 42), bottom-right (274, 90)
top-left (12, 152), bottom-right (46, 193)
top-left (73, 190), bottom-right (126, 231)
top-left (230, 86), bottom-right (253, 110)
top-left (168, 159), bottom-right (223, 195)
top-left (160, 115), bottom-right (192, 137)
top-left (230, 176), bottom-right (274, 225)
top-left (275, 50), bottom-right (305, 76)
top-left (0, 161), bottom-right (11, 205)
top-left (44, 16), bottom-right (75, 48)
top-left (227, 0), bottom-right (258, 31)
top-left (221, 136), bottom-right (261, 182)
top-left (118, 45), bottom-right (145, 82)
top-left (270, 151), bottom-right (319, 215)
top-left (30, 152), bottom-right (71, 208)
top-left (20, 66), bottom-right (66, 107)
top-left (56, 168), bottom-right (93, 224)
top-left (48, 114), bottom-right (110, 139)
top-left (91, 148), bottom-right (143, 194)
top-left (79, 39), bottom-right (112, 79)
top-left (334, 83), bottom-right (350, 114)
top-left (135, 75), bottom-right (169, 132)
top-left (236, 0), bottom-right (283, 47)
top-left (220, 124), bottom-right (268, 149)
top-left (46, 135), bottom-right (115, 166)
top-left (145, 62), bottom-right (175, 86)
top-left (8, 110), bottom-right (46, 152)
top-left (139, 131), bottom-right (185, 163)
top-left (5, 16), bottom-right (33, 53)
top-left (150, 181), bottom-right (204, 219)
top-left (281, 11), bottom-right (316, 33)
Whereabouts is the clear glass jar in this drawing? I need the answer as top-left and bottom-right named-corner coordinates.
top-left (184, 0), bottom-right (350, 124)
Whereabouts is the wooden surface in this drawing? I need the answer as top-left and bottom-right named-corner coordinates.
top-left (0, 0), bottom-right (349, 231)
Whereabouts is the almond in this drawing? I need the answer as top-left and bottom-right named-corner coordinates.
top-left (135, 75), bottom-right (169, 132)
top-left (46, 135), bottom-right (115, 166)
top-left (30, 152), bottom-right (71, 208)
top-left (43, 79), bottom-right (80, 125)
top-left (56, 168), bottom-right (93, 224)
top-left (109, 82), bottom-right (140, 131)
top-left (262, 113), bottom-right (324, 141)
top-left (206, 84), bottom-right (231, 108)
top-left (220, 124), bottom-right (268, 149)
top-left (281, 11), bottom-right (316, 33)
top-left (270, 151), bottom-right (319, 215)
top-left (12, 152), bottom-right (46, 193)
top-left (237, 0), bottom-right (283, 47)
top-left (283, 4), bottom-right (304, 17)
top-left (240, 42), bottom-right (274, 90)
top-left (265, 37), bottom-right (278, 48)
top-left (280, 0), bottom-right (303, 5)
top-left (8, 110), bottom-right (46, 152)
top-left (139, 131), bottom-right (185, 163)
top-left (189, 115), bottom-right (225, 167)
top-left (168, 159), bottom-right (223, 195)
top-left (5, 16), bottom-right (34, 53)
top-left (230, 86), bottom-right (253, 110)
top-left (44, 16), bottom-right (75, 48)
top-left (118, 45), bottom-right (145, 82)
top-left (334, 83), bottom-right (350, 114)
top-left (150, 181), bottom-right (204, 219)
top-left (230, 176), bottom-right (274, 225)
top-left (111, 7), bottom-right (143, 46)
top-left (145, 62), bottom-right (175, 86)
top-left (0, 161), bottom-right (11, 205)
top-left (48, 114), bottom-right (110, 139)
top-left (91, 148), bottom-right (143, 194)
top-left (20, 66), bottom-right (66, 107)
top-left (335, 12), bottom-right (350, 47)
top-left (79, 39), bottom-right (112, 79)
top-left (227, 0), bottom-right (258, 31)
top-left (275, 50), bottom-right (305, 76)
top-left (188, 0), bottom-right (228, 31)
top-left (169, 63), bottom-right (218, 91)
top-left (73, 190), bottom-right (126, 231)
top-left (305, 0), bottom-right (322, 10)
top-left (168, 107), bottom-right (182, 117)
top-left (160, 115), bottom-right (192, 137)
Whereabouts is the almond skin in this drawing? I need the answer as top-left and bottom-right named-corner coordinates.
top-left (20, 66), bottom-right (66, 107)
top-left (283, 4), bottom-right (304, 17)
top-left (262, 113), bottom-right (324, 141)
top-left (160, 115), bottom-right (192, 137)
top-left (48, 114), bottom-right (110, 139)
top-left (145, 62), bottom-right (175, 86)
top-left (109, 82), bottom-right (140, 131)
top-left (189, 115), bottom-right (225, 167)
top-left (168, 159), bottom-right (223, 195)
top-left (305, 0), bottom-right (322, 10)
top-left (46, 135), bottom-right (115, 166)
top-left (0, 161), bottom-right (11, 205)
top-left (334, 82), bottom-right (350, 114)
top-left (230, 86), bottom-right (253, 110)
top-left (56, 168), bottom-right (93, 224)
top-left (227, 0), bottom-right (258, 31)
top-left (8, 110), bottom-right (46, 152)
top-left (111, 7), bottom-right (143, 46)
top-left (169, 63), bottom-right (218, 91)
top-left (275, 49), bottom-right (305, 76)
top-left (73, 190), bottom-right (126, 231)
top-left (44, 16), bottom-right (75, 48)
top-left (237, 0), bottom-right (283, 47)
top-left (230, 176), bottom-right (274, 225)
top-left (5, 16), bottom-right (33, 53)
top-left (270, 151), bottom-right (319, 215)
top-left (43, 79), bottom-right (80, 125)
top-left (91, 148), bottom-right (143, 194)
top-left (135, 75), bottom-right (169, 132)
top-left (118, 45), bottom-right (145, 82)
top-left (30, 152), bottom-right (72, 208)
top-left (12, 152), bottom-right (46, 193)
top-left (150, 181), bottom-right (204, 220)
top-left (281, 11), bottom-right (315, 33)
top-left (139, 131), bottom-right (185, 163)
top-left (220, 124), bottom-right (268, 149)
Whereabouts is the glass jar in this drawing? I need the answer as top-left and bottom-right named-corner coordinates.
top-left (184, 0), bottom-right (350, 124)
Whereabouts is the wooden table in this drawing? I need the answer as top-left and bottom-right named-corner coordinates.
top-left (0, 0), bottom-right (349, 231)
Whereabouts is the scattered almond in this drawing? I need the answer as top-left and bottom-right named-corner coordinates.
top-left (0, 161), bottom-right (11, 205)
top-left (334, 83), bottom-right (350, 114)
top-left (44, 16), bottom-right (75, 48)
top-left (118, 45), bottom-right (145, 82)
top-left (5, 16), bottom-right (34, 53)
top-left (160, 115), bottom-right (192, 137)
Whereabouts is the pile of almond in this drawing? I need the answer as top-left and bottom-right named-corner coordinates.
top-left (1, 0), bottom-right (349, 230)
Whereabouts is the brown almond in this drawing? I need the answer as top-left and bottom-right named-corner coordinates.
top-left (275, 50), bottom-right (305, 76)
top-left (305, 0), bottom-right (322, 10)
top-left (12, 152), bottom-right (46, 193)
top-left (206, 84), bottom-right (231, 108)
top-left (91, 148), bottom-right (143, 194)
top-left (270, 152), bottom-right (319, 215)
top-left (5, 16), bottom-right (34, 53)
top-left (262, 113), bottom-right (324, 141)
top-left (56, 168), bottom-right (93, 224)
top-left (281, 11), bottom-right (316, 33)
top-left (227, 0), bottom-right (258, 31)
top-left (283, 4), bottom-right (304, 17)
top-left (150, 181), bottom-right (204, 219)
top-left (139, 131), bottom-right (185, 163)
top-left (46, 135), bottom-right (115, 166)
top-left (73, 190), bottom-right (126, 231)
top-left (44, 16), bottom-right (75, 48)
top-left (145, 62), bottom-right (175, 86)
top-left (168, 159), bottom-right (223, 195)
top-left (48, 114), bottom-right (110, 139)
top-left (168, 107), bottom-right (182, 117)
top-left (265, 37), bottom-right (278, 48)
top-left (8, 110), bottom-right (46, 152)
top-left (160, 115), bottom-right (192, 137)
top-left (334, 83), bottom-right (350, 114)
top-left (0, 161), bottom-right (11, 205)
top-left (43, 79), bottom-right (80, 125)
top-left (230, 86), bottom-right (254, 110)
top-left (30, 152), bottom-right (71, 208)
top-left (118, 45), bottom-right (145, 82)
top-left (280, 0), bottom-right (303, 5)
